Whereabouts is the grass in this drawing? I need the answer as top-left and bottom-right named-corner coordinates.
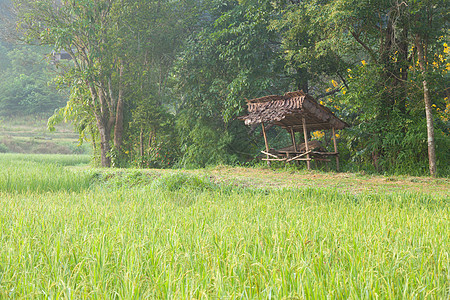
top-left (0, 154), bottom-right (92, 193)
top-left (0, 153), bottom-right (90, 166)
top-left (0, 154), bottom-right (448, 298)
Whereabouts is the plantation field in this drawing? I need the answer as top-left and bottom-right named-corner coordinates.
top-left (0, 154), bottom-right (449, 298)
top-left (0, 117), bottom-right (90, 155)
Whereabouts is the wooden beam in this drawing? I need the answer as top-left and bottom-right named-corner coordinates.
top-left (279, 123), bottom-right (335, 131)
top-left (289, 127), bottom-right (298, 152)
top-left (263, 158), bottom-right (311, 162)
top-left (260, 151), bottom-right (279, 158)
top-left (302, 117), bottom-right (311, 170)
top-left (332, 127), bottom-right (340, 172)
top-left (262, 158), bottom-right (289, 161)
top-left (310, 151), bottom-right (339, 156)
top-left (285, 150), bottom-right (312, 162)
top-left (261, 122), bottom-right (270, 165)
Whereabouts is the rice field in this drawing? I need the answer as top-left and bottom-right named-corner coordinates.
top-left (0, 154), bottom-right (92, 193)
top-left (0, 154), bottom-right (448, 298)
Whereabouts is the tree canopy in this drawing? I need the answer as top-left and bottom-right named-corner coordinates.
top-left (4, 0), bottom-right (449, 175)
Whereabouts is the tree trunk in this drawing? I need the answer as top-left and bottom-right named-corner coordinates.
top-left (415, 34), bottom-right (437, 176)
top-left (114, 65), bottom-right (125, 150)
top-left (422, 80), bottom-right (437, 176)
top-left (87, 82), bottom-right (112, 168)
top-left (97, 117), bottom-right (111, 167)
top-left (140, 127), bottom-right (144, 157)
top-left (90, 127), bottom-right (97, 152)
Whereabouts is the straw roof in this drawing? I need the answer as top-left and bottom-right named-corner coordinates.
top-left (239, 91), bottom-right (348, 131)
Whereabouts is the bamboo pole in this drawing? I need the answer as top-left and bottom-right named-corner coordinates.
top-left (332, 127), bottom-right (340, 172)
top-left (285, 150), bottom-right (312, 162)
top-left (261, 122), bottom-right (270, 165)
top-left (302, 117), bottom-right (311, 170)
top-left (264, 158), bottom-right (312, 161)
top-left (290, 127), bottom-right (298, 152)
top-left (260, 151), bottom-right (279, 158)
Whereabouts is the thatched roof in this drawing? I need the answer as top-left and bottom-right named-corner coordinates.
top-left (239, 91), bottom-right (348, 131)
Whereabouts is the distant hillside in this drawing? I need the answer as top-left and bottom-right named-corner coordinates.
top-left (0, 117), bottom-right (90, 155)
top-left (0, 41), bottom-right (68, 117)
top-left (1, 0), bottom-right (67, 118)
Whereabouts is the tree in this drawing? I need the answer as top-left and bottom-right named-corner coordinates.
top-left (13, 0), bottom-right (129, 166)
top-left (276, 0), bottom-right (449, 175)
top-left (116, 0), bottom-right (199, 167)
top-left (173, 0), bottom-right (289, 167)
top-left (8, 0), bottom-right (448, 174)
top-left (13, 0), bottom-right (200, 167)
top-left (409, 0), bottom-right (448, 176)
top-left (270, 0), bottom-right (348, 94)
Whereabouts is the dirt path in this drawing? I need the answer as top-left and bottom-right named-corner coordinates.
top-left (192, 166), bottom-right (450, 197)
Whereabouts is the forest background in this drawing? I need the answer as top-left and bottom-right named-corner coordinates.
top-left (0, 0), bottom-right (448, 176)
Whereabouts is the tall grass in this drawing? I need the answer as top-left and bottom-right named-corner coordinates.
top-left (0, 183), bottom-right (448, 298)
top-left (0, 153), bottom-right (91, 166)
top-left (0, 154), bottom-right (448, 298)
top-left (0, 154), bottom-right (92, 193)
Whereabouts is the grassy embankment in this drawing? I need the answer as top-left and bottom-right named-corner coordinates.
top-left (0, 154), bottom-right (448, 298)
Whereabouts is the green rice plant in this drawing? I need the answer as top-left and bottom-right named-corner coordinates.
top-left (0, 159), bottom-right (93, 193)
top-left (0, 154), bottom-right (448, 298)
top-left (0, 185), bottom-right (448, 299)
top-left (0, 153), bottom-right (90, 166)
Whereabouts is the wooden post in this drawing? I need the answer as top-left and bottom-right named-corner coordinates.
top-left (261, 122), bottom-right (270, 165)
top-left (324, 131), bottom-right (329, 171)
top-left (290, 127), bottom-right (298, 152)
top-left (332, 127), bottom-right (340, 172)
top-left (302, 117), bottom-right (311, 170)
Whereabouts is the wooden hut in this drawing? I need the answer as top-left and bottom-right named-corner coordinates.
top-left (239, 90), bottom-right (348, 170)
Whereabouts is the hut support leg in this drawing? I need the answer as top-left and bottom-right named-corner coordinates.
top-left (262, 122), bottom-right (270, 166)
top-left (332, 127), bottom-right (340, 172)
top-left (290, 127), bottom-right (298, 165)
top-left (290, 127), bottom-right (298, 152)
top-left (302, 117), bottom-right (311, 170)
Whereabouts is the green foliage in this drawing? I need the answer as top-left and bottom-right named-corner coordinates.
top-left (123, 93), bottom-right (180, 169)
top-left (0, 43), bottom-right (66, 116)
top-left (4, 0), bottom-right (449, 175)
top-left (176, 115), bottom-right (235, 168)
top-left (435, 129), bottom-right (450, 175)
top-left (11, 0), bottom-right (202, 167)
top-left (270, 0), bottom-right (450, 176)
top-left (270, 0), bottom-right (348, 92)
top-left (173, 0), bottom-right (289, 167)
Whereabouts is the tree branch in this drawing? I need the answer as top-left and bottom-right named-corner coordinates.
top-left (351, 31), bottom-right (377, 62)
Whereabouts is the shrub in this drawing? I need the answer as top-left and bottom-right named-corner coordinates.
top-left (151, 172), bottom-right (216, 192)
top-left (0, 142), bottom-right (8, 153)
